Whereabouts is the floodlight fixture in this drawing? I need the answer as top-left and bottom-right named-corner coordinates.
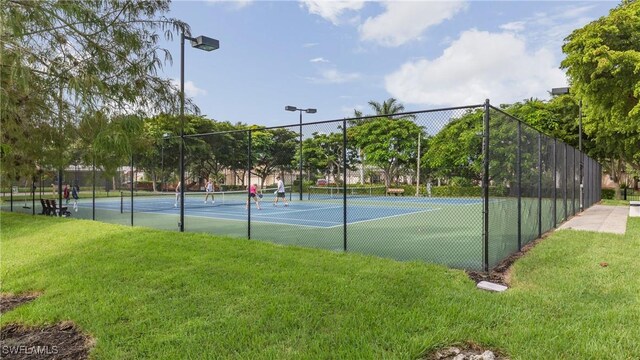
top-left (551, 87), bottom-right (570, 95)
top-left (189, 36), bottom-right (220, 52)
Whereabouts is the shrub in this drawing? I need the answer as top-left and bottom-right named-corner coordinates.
top-left (601, 188), bottom-right (615, 199)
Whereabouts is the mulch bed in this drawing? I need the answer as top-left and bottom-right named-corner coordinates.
top-left (422, 341), bottom-right (510, 359)
top-left (0, 292), bottom-right (41, 314)
top-left (1, 322), bottom-right (94, 360)
top-left (1, 293), bottom-right (94, 360)
top-left (466, 234), bottom-right (549, 286)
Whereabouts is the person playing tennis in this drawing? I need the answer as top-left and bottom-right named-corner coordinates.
top-left (174, 181), bottom-right (181, 208)
top-left (204, 179), bottom-right (215, 204)
top-left (245, 183), bottom-right (261, 210)
top-left (273, 176), bottom-right (288, 207)
top-left (71, 184), bottom-right (79, 211)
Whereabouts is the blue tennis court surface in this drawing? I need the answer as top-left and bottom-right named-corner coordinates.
top-left (80, 195), bottom-right (483, 228)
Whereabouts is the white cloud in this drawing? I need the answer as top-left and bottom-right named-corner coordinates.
top-left (500, 21), bottom-right (526, 32)
top-left (306, 69), bottom-right (361, 84)
top-left (558, 4), bottom-right (596, 19)
top-left (340, 104), bottom-right (364, 117)
top-left (301, 0), bottom-right (365, 25)
top-left (171, 79), bottom-right (208, 97)
top-left (310, 57), bottom-right (329, 63)
top-left (359, 1), bottom-right (467, 47)
top-left (205, 0), bottom-right (253, 10)
top-left (512, 4), bottom-right (602, 51)
top-left (385, 29), bottom-right (566, 107)
top-left (303, 42), bottom-right (319, 48)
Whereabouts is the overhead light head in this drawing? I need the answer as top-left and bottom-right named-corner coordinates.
top-left (305, 108), bottom-right (317, 114)
top-left (191, 36), bottom-right (219, 51)
top-left (285, 106), bottom-right (297, 112)
top-left (551, 87), bottom-right (570, 95)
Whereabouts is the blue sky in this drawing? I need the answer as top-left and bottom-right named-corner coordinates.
top-left (160, 0), bottom-right (617, 127)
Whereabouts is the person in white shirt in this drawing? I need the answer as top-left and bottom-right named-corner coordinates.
top-left (174, 181), bottom-right (181, 208)
top-left (204, 179), bottom-right (215, 204)
top-left (273, 176), bottom-right (288, 207)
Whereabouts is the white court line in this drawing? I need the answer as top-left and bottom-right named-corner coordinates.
top-left (88, 204), bottom-right (445, 229)
top-left (324, 208), bottom-right (441, 229)
top-left (182, 212), bottom-right (337, 228)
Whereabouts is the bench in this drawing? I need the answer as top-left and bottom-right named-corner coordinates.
top-left (48, 199), bottom-right (70, 217)
top-left (386, 188), bottom-right (405, 196)
top-left (40, 199), bottom-right (51, 215)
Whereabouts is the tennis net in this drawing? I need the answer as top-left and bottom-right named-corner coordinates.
top-left (307, 186), bottom-right (387, 200)
top-left (121, 186), bottom-right (291, 212)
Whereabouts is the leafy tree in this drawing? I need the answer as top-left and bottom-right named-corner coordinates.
top-left (347, 98), bottom-right (418, 186)
top-left (349, 118), bottom-right (424, 187)
top-left (1, 0), bottom-right (192, 183)
top-left (425, 110), bottom-right (484, 182)
top-left (301, 131), bottom-right (358, 184)
top-left (561, 0), bottom-right (640, 196)
top-left (250, 127), bottom-right (297, 187)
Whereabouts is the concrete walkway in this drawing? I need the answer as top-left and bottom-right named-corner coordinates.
top-left (558, 205), bottom-right (628, 234)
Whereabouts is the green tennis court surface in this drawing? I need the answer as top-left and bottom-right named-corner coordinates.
top-left (5, 194), bottom-right (564, 270)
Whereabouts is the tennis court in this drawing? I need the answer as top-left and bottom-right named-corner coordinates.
top-left (55, 187), bottom-right (484, 269)
top-left (80, 190), bottom-right (475, 228)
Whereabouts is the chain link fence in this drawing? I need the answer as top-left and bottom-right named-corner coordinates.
top-left (2, 101), bottom-right (602, 271)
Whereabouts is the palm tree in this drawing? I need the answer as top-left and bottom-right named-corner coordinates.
top-left (349, 109), bottom-right (366, 184)
top-left (368, 98), bottom-right (405, 117)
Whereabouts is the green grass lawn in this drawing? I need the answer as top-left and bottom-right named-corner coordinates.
top-left (600, 199), bottom-right (632, 206)
top-left (1, 212), bottom-right (639, 359)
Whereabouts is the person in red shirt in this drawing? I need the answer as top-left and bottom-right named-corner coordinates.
top-left (63, 184), bottom-right (70, 204)
top-left (245, 183), bottom-right (261, 210)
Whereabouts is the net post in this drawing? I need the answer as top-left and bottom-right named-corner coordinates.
top-left (120, 191), bottom-right (123, 214)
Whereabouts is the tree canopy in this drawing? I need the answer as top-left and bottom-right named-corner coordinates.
top-left (561, 0), bottom-right (640, 186)
top-left (1, 0), bottom-right (190, 181)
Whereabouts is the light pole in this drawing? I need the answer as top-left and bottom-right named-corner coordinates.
top-left (551, 86), bottom-right (583, 211)
top-left (285, 105), bottom-right (317, 200)
top-left (180, 32), bottom-right (219, 232)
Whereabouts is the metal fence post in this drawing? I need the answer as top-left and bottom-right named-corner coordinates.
top-left (130, 154), bottom-right (134, 227)
top-left (247, 130), bottom-right (252, 240)
top-left (517, 121), bottom-right (522, 251)
top-left (483, 99), bottom-right (490, 272)
top-left (572, 147), bottom-right (576, 216)
top-left (563, 144), bottom-right (567, 220)
top-left (92, 157), bottom-right (96, 220)
top-left (553, 139), bottom-right (557, 228)
top-left (343, 119), bottom-right (348, 252)
top-left (32, 180), bottom-right (35, 215)
top-left (538, 133), bottom-right (542, 238)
